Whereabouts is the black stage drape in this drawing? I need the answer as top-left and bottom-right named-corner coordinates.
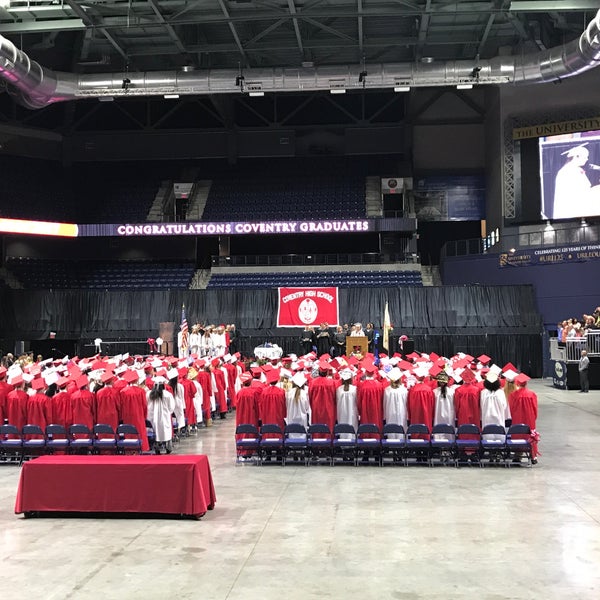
top-left (0, 284), bottom-right (544, 376)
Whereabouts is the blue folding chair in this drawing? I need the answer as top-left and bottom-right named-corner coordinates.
top-left (21, 424), bottom-right (47, 464)
top-left (68, 424), bottom-right (94, 454)
top-left (380, 423), bottom-right (406, 466)
top-left (283, 423), bottom-right (308, 466)
top-left (405, 424), bottom-right (430, 466)
top-left (455, 424), bottom-right (481, 467)
top-left (93, 424), bottom-right (117, 454)
top-left (0, 424), bottom-right (23, 464)
top-left (332, 423), bottom-right (357, 466)
top-left (307, 424), bottom-right (332, 465)
top-left (356, 424), bottom-right (381, 466)
top-left (506, 424), bottom-right (532, 467)
top-left (480, 424), bottom-right (507, 467)
top-left (45, 424), bottom-right (70, 454)
top-left (429, 424), bottom-right (456, 466)
top-left (116, 424), bottom-right (142, 454)
top-left (235, 424), bottom-right (260, 463)
top-left (259, 424), bottom-right (284, 465)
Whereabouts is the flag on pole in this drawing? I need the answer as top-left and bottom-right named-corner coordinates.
top-left (180, 304), bottom-right (189, 357)
top-left (383, 301), bottom-right (391, 352)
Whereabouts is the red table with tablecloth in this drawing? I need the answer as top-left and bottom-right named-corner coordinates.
top-left (15, 454), bottom-right (216, 518)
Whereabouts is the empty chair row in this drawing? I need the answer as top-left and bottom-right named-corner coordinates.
top-left (235, 423), bottom-right (534, 468)
top-left (0, 423), bottom-right (144, 465)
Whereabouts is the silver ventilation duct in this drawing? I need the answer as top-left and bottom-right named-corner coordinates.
top-left (1, 9), bottom-right (600, 109)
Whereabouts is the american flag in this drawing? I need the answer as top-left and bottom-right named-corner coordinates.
top-left (180, 304), bottom-right (189, 355)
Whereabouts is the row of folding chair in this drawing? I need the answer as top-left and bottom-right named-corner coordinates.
top-left (0, 423), bottom-right (143, 465)
top-left (235, 422), bottom-right (533, 467)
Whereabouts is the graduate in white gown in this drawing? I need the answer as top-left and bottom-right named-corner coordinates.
top-left (147, 378), bottom-right (175, 454)
top-left (433, 371), bottom-right (455, 440)
top-left (480, 371), bottom-right (511, 441)
top-left (382, 367), bottom-right (408, 438)
top-left (336, 369), bottom-right (358, 438)
top-left (285, 372), bottom-right (311, 437)
top-left (168, 369), bottom-right (186, 435)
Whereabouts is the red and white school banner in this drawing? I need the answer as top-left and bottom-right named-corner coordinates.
top-left (277, 287), bottom-right (339, 327)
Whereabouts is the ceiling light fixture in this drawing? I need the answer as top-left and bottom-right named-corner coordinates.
top-left (394, 86), bottom-right (411, 92)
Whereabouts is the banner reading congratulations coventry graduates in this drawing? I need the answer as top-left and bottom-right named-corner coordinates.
top-left (277, 287), bottom-right (339, 327)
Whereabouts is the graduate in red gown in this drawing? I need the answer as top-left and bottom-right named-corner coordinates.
top-left (212, 359), bottom-right (228, 418)
top-left (195, 363), bottom-right (214, 425)
top-left (508, 373), bottom-right (539, 461)
top-left (6, 377), bottom-right (28, 432)
top-left (52, 377), bottom-right (73, 431)
top-left (257, 369), bottom-right (286, 434)
top-left (308, 362), bottom-right (337, 436)
top-left (224, 359), bottom-right (238, 409)
top-left (70, 375), bottom-right (96, 431)
top-left (235, 373), bottom-right (260, 454)
top-left (94, 372), bottom-right (120, 431)
top-left (453, 368), bottom-right (482, 437)
top-left (356, 364), bottom-right (384, 437)
top-left (407, 375), bottom-right (435, 439)
top-left (0, 366), bottom-right (12, 423)
top-left (180, 371), bottom-right (198, 429)
top-left (26, 379), bottom-right (52, 431)
top-left (118, 370), bottom-right (150, 451)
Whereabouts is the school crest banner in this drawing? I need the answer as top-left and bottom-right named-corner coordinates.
top-left (277, 287), bottom-right (339, 327)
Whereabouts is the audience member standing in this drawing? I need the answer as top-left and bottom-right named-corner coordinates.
top-left (578, 349), bottom-right (590, 392)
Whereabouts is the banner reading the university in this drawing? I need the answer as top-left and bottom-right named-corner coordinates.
top-left (277, 287), bottom-right (339, 328)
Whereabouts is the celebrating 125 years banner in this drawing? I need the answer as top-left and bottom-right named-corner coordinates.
top-left (277, 287), bottom-right (339, 327)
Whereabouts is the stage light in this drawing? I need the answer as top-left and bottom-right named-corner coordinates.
top-left (456, 83), bottom-right (473, 90)
top-left (581, 217), bottom-right (588, 226)
top-left (164, 94), bottom-right (179, 99)
top-left (249, 91), bottom-right (264, 97)
top-left (394, 86), bottom-right (410, 92)
top-left (330, 88), bottom-right (346, 94)
top-left (509, 248), bottom-right (516, 254)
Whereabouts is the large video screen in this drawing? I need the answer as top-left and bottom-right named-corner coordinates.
top-left (539, 130), bottom-right (600, 220)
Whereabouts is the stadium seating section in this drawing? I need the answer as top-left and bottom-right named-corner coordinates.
top-left (6, 258), bottom-right (195, 290)
top-left (201, 157), bottom-right (387, 221)
top-left (207, 270), bottom-right (422, 288)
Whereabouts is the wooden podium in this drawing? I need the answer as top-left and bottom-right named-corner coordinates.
top-left (346, 336), bottom-right (368, 357)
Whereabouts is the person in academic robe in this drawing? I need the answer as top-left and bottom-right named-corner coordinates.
top-left (147, 379), bottom-right (175, 454)
top-left (224, 358), bottom-right (239, 409)
top-left (300, 326), bottom-right (316, 355)
top-left (119, 370), bottom-right (150, 451)
top-left (356, 364), bottom-right (384, 437)
top-left (433, 372), bottom-right (455, 440)
top-left (382, 367), bottom-right (408, 437)
top-left (332, 326), bottom-right (347, 358)
top-left (168, 371), bottom-right (187, 435)
top-left (315, 323), bottom-right (332, 357)
top-left (508, 373), bottom-right (539, 462)
top-left (180, 370), bottom-right (198, 429)
top-left (94, 372), bottom-right (120, 432)
top-left (335, 369), bottom-right (358, 438)
top-left (480, 371), bottom-right (511, 442)
top-left (308, 363), bottom-right (337, 437)
top-left (365, 323), bottom-right (375, 353)
top-left (407, 375), bottom-right (435, 440)
top-left (258, 369), bottom-right (286, 460)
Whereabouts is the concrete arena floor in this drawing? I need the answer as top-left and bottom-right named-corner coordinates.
top-left (1, 379), bottom-right (599, 600)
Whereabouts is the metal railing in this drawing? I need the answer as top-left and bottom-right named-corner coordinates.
top-left (211, 252), bottom-right (420, 268)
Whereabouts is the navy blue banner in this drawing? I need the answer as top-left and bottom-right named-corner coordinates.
top-left (499, 243), bottom-right (600, 268)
